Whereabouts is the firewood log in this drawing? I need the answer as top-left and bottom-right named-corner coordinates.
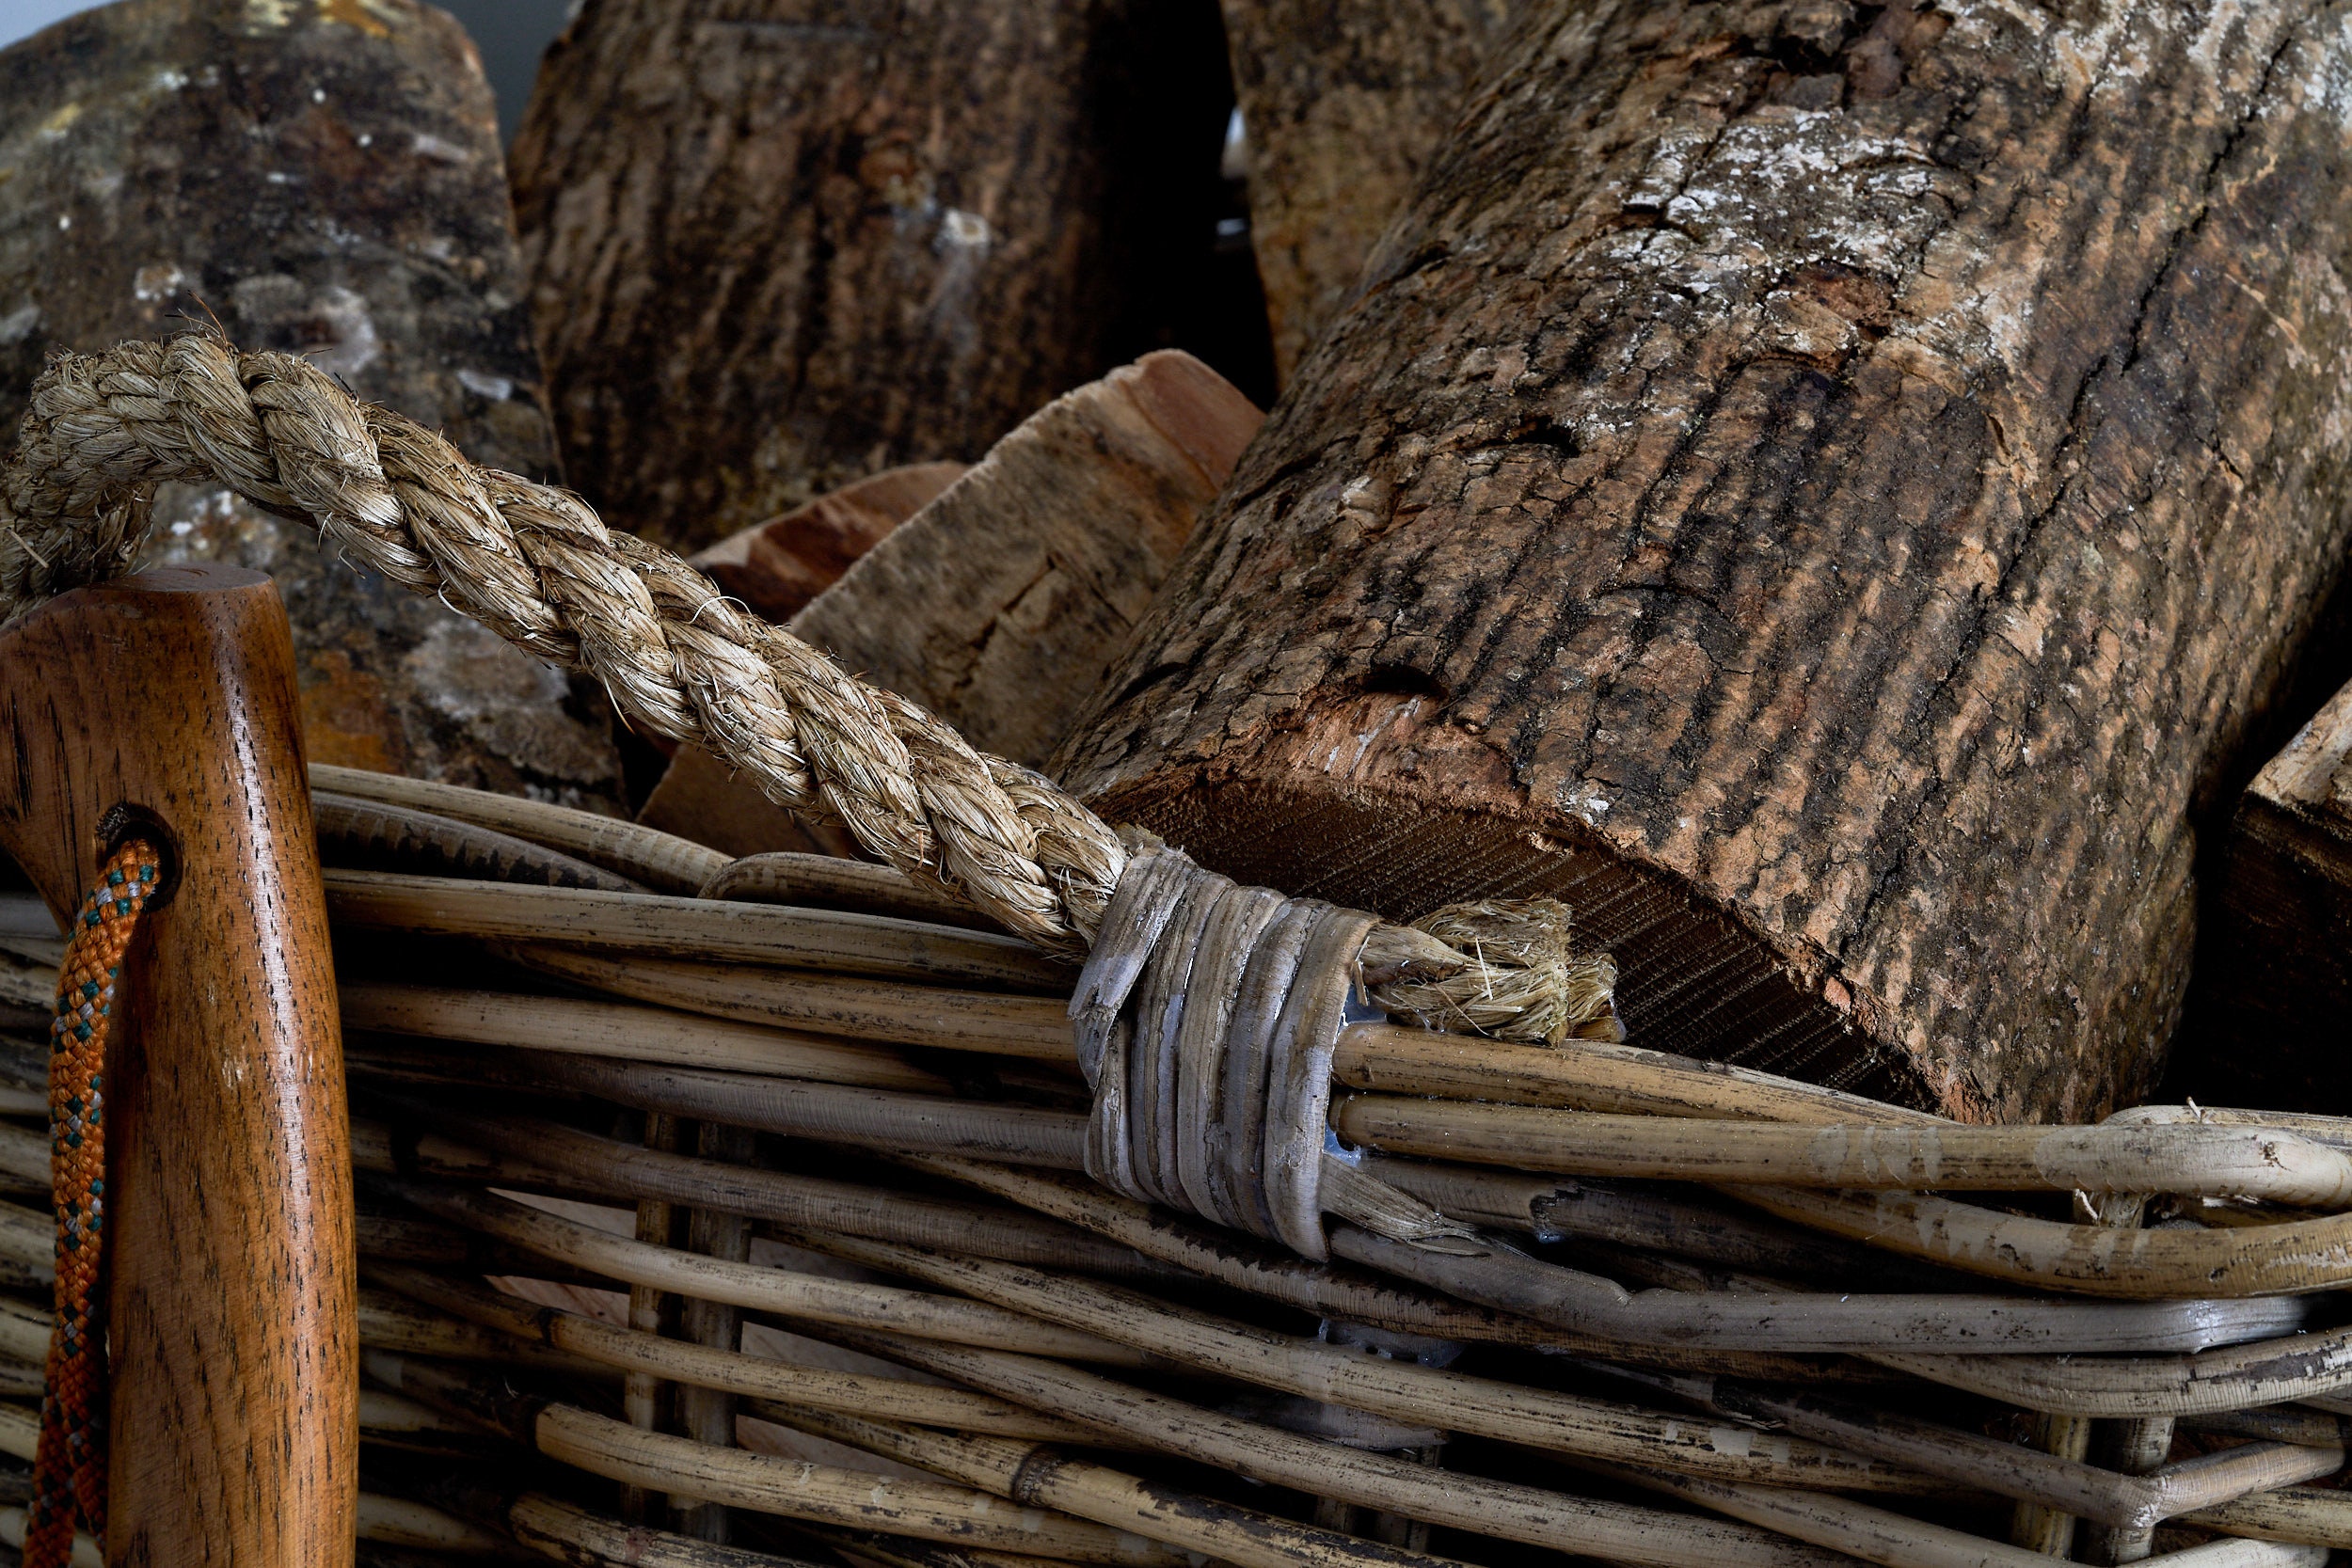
top-left (1219, 0), bottom-right (1518, 386)
top-left (0, 0), bottom-right (622, 812)
top-left (1056, 0), bottom-right (2352, 1122)
top-left (509, 0), bottom-right (1232, 554)
top-left (790, 352), bottom-right (1261, 769)
top-left (689, 465), bottom-right (970, 627)
top-left (2175, 676), bottom-right (2352, 1111)
top-left (644, 352), bottom-right (1261, 861)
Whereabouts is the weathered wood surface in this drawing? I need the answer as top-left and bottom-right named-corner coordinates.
top-left (1057, 1), bottom-right (2352, 1122)
top-left (645, 352), bottom-right (1260, 861)
top-left (2175, 677), bottom-right (2352, 1112)
top-left (690, 464), bottom-right (969, 626)
top-left (637, 748), bottom-right (863, 863)
top-left (0, 0), bottom-right (623, 812)
top-left (1220, 0), bottom-right (1518, 386)
top-left (0, 566), bottom-right (355, 1568)
top-left (510, 0), bottom-right (1232, 555)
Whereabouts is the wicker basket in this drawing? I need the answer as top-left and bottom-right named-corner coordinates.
top-left (3, 338), bottom-right (2350, 1568)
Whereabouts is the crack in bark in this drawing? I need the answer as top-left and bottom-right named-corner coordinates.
top-left (1835, 15), bottom-right (2310, 979)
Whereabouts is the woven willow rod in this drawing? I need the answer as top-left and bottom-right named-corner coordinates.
top-left (505, 1493), bottom-right (823, 1568)
top-left (338, 985), bottom-right (952, 1093)
top-left (756, 1408), bottom-right (1462, 1566)
top-left (1329, 1100), bottom-right (2352, 1205)
top-left (321, 870), bottom-right (1073, 990)
top-left (313, 790), bottom-right (644, 893)
top-left (347, 1110), bottom-right (1178, 1283)
top-left (638, 1386), bottom-right (2352, 1560)
top-left (351, 1078), bottom-right (2318, 1354)
top-left (787, 1325), bottom-right (1902, 1563)
top-left (1600, 1465), bottom-right (2327, 1568)
top-left (343, 976), bottom-right (2352, 1312)
top-left (373, 1350), bottom-right (1469, 1568)
top-left (312, 762), bottom-right (725, 894)
top-left (375, 1177), bottom-right (1143, 1366)
top-left (362, 1265), bottom-right (1105, 1443)
top-left (360, 1132), bottom-right (1931, 1494)
top-left (1604, 1370), bottom-right (2344, 1529)
top-left (342, 1087), bottom-right (1901, 1381)
top-left (544, 1402), bottom-right (1193, 1566)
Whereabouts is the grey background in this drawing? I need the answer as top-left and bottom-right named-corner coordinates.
top-left (0, 0), bottom-right (575, 141)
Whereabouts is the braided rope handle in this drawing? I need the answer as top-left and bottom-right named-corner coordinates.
top-left (0, 337), bottom-right (1121, 953)
top-left (30, 838), bottom-right (162, 1567)
top-left (0, 336), bottom-right (1611, 1039)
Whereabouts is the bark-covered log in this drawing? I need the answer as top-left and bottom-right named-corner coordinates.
top-left (1057, 0), bottom-right (2352, 1122)
top-left (690, 464), bottom-right (970, 626)
top-left (0, 0), bottom-right (623, 811)
top-left (1220, 0), bottom-right (1517, 386)
top-left (509, 0), bottom-right (1232, 554)
top-left (643, 351), bottom-right (1261, 860)
top-left (2174, 677), bottom-right (2352, 1111)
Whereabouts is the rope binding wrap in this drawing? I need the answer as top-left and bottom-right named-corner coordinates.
top-left (29, 838), bottom-right (161, 1568)
top-left (1076, 835), bottom-right (1489, 1259)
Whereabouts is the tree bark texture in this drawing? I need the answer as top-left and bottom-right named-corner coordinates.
top-left (2173, 676), bottom-right (2352, 1112)
top-left (0, 0), bottom-right (623, 812)
top-left (1056, 0), bottom-right (2352, 1122)
top-left (642, 351), bottom-right (1261, 859)
top-left (509, 0), bottom-right (1232, 554)
top-left (1219, 0), bottom-right (1518, 387)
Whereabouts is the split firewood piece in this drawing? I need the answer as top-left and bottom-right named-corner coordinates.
top-left (509, 0), bottom-right (1232, 554)
top-left (644, 352), bottom-right (1260, 860)
top-left (791, 352), bottom-right (1261, 767)
top-left (2175, 676), bottom-right (2352, 1110)
top-left (1057, 2), bottom-right (2352, 1121)
top-left (689, 465), bottom-right (969, 626)
top-left (1219, 0), bottom-right (1518, 386)
top-left (641, 464), bottom-right (964, 860)
top-left (635, 749), bottom-right (865, 863)
top-left (0, 0), bottom-right (623, 811)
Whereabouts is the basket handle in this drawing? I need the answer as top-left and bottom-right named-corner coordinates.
top-left (0, 564), bottom-right (356, 1568)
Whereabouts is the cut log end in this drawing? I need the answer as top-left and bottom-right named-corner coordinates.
top-left (1092, 766), bottom-right (1944, 1115)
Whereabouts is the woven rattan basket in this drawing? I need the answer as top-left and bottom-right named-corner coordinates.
top-left (4, 337), bottom-right (2352, 1568)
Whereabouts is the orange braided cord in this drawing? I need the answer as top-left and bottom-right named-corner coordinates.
top-left (27, 840), bottom-right (158, 1568)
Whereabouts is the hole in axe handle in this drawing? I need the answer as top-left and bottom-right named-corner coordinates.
top-left (95, 801), bottom-right (181, 912)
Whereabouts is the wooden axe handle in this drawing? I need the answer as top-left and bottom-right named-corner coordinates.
top-left (0, 565), bottom-right (356, 1567)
